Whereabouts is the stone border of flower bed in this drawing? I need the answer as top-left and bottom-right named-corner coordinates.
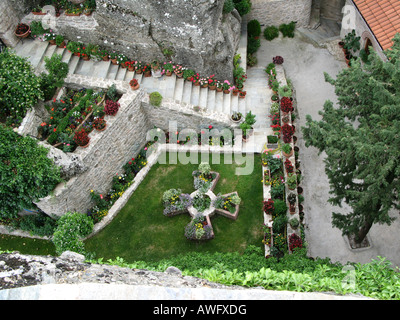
top-left (214, 191), bottom-right (240, 220)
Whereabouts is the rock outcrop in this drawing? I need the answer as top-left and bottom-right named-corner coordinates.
top-left (58, 0), bottom-right (241, 81)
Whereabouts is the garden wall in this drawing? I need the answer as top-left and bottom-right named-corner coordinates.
top-left (36, 76), bottom-right (153, 217)
top-left (247, 0), bottom-right (312, 28)
top-left (0, 0), bottom-right (22, 47)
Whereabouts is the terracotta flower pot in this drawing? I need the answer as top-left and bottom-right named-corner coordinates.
top-left (130, 84), bottom-right (140, 91)
top-left (95, 124), bottom-right (107, 132)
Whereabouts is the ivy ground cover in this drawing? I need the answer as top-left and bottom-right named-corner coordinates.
top-left (85, 152), bottom-right (263, 262)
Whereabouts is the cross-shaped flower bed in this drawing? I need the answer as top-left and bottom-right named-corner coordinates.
top-left (162, 163), bottom-right (241, 241)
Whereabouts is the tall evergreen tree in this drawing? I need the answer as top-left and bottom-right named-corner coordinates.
top-left (302, 34), bottom-right (400, 244)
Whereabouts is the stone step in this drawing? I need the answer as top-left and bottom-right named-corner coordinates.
top-left (173, 77), bottom-right (185, 101)
top-left (206, 89), bottom-right (216, 112)
top-left (37, 43), bottom-right (58, 73)
top-left (214, 91), bottom-right (224, 113)
top-left (61, 48), bottom-right (73, 65)
top-left (68, 55), bottom-right (81, 75)
top-left (190, 84), bottom-right (200, 107)
top-left (106, 63), bottom-right (119, 80)
top-left (14, 39), bottom-right (36, 60)
top-left (182, 80), bottom-right (192, 104)
top-left (231, 94), bottom-right (239, 114)
top-left (124, 70), bottom-right (135, 82)
top-left (74, 59), bottom-right (95, 76)
top-left (198, 86), bottom-right (208, 109)
top-left (29, 41), bottom-right (50, 68)
top-left (162, 74), bottom-right (177, 99)
top-left (238, 96), bottom-right (246, 115)
top-left (115, 66), bottom-right (127, 81)
top-left (134, 72), bottom-right (143, 84)
top-left (222, 92), bottom-right (231, 115)
top-left (92, 60), bottom-right (112, 79)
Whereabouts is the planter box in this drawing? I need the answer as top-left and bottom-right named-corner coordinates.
top-left (215, 192), bottom-right (240, 220)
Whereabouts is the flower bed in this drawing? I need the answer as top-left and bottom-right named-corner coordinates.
top-left (214, 192), bottom-right (241, 220)
top-left (37, 85), bottom-right (121, 152)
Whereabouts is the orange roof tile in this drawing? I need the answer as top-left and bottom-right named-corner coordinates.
top-left (353, 0), bottom-right (400, 50)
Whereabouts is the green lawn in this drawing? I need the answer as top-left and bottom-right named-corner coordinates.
top-left (85, 152), bottom-right (264, 263)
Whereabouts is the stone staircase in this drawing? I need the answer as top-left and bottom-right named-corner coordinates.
top-left (13, 39), bottom-right (247, 117)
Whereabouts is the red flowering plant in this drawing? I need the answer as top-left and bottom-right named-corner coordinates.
top-left (104, 100), bottom-right (120, 115)
top-left (207, 74), bottom-right (217, 87)
top-left (263, 199), bottom-right (275, 215)
top-left (280, 97), bottom-right (294, 113)
top-left (74, 128), bottom-right (90, 146)
top-left (284, 158), bottom-right (294, 174)
top-left (281, 123), bottom-right (295, 143)
top-left (273, 56), bottom-right (284, 64)
top-left (289, 233), bottom-right (303, 252)
top-left (93, 117), bottom-right (106, 130)
top-left (191, 73), bottom-right (200, 85)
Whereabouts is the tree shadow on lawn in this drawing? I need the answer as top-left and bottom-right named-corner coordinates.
top-left (84, 153), bottom-right (263, 263)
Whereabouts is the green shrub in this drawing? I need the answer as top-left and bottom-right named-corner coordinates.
top-left (149, 91), bottom-right (163, 107)
top-left (11, 212), bottom-right (57, 237)
top-left (223, 0), bottom-right (235, 13)
top-left (247, 19), bottom-right (261, 38)
top-left (273, 199), bottom-right (287, 217)
top-left (30, 20), bottom-right (46, 37)
top-left (0, 126), bottom-right (61, 219)
top-left (52, 212), bottom-right (94, 256)
top-left (233, 0), bottom-right (252, 16)
top-left (264, 26), bottom-right (279, 41)
top-left (247, 36), bottom-right (260, 55)
top-left (0, 49), bottom-right (43, 124)
top-left (279, 21), bottom-right (296, 38)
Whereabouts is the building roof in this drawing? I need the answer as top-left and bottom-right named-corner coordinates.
top-left (353, 0), bottom-right (400, 50)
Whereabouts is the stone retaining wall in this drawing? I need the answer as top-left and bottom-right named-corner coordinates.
top-left (248, 0), bottom-right (312, 28)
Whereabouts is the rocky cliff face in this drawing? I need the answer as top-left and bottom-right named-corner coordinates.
top-left (92, 0), bottom-right (241, 81)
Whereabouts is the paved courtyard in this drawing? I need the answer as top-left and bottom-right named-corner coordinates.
top-left (254, 28), bottom-right (400, 267)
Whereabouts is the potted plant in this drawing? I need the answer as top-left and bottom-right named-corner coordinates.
top-left (208, 75), bottom-right (217, 90)
top-left (161, 61), bottom-right (174, 76)
top-left (231, 111), bottom-right (242, 123)
top-left (240, 111), bottom-right (256, 141)
top-left (289, 217), bottom-right (299, 229)
top-left (15, 23), bottom-right (30, 38)
top-left (143, 63), bottom-right (152, 77)
top-left (281, 123), bottom-right (295, 143)
top-left (222, 80), bottom-right (233, 94)
top-left (239, 90), bottom-right (247, 99)
top-left (286, 174), bottom-right (297, 190)
top-left (129, 78), bottom-right (140, 90)
top-left (287, 193), bottom-right (297, 213)
top-left (117, 54), bottom-right (128, 67)
top-left (280, 97), bottom-right (294, 114)
top-left (174, 64), bottom-right (184, 77)
top-left (278, 85), bottom-right (292, 98)
top-left (273, 56), bottom-right (284, 64)
top-left (263, 199), bottom-right (274, 215)
top-left (93, 117), bottom-right (107, 131)
top-left (55, 35), bottom-right (65, 48)
top-left (282, 143), bottom-right (293, 158)
top-left (240, 122), bottom-right (252, 141)
top-left (267, 135), bottom-right (278, 149)
top-left (74, 128), bottom-right (90, 147)
top-left (151, 60), bottom-right (161, 77)
top-left (285, 158), bottom-right (294, 174)
top-left (182, 68), bottom-right (195, 81)
top-left (271, 94), bottom-right (279, 103)
top-left (32, 6), bottom-right (46, 15)
top-left (134, 61), bottom-right (144, 74)
top-left (104, 100), bottom-right (120, 116)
